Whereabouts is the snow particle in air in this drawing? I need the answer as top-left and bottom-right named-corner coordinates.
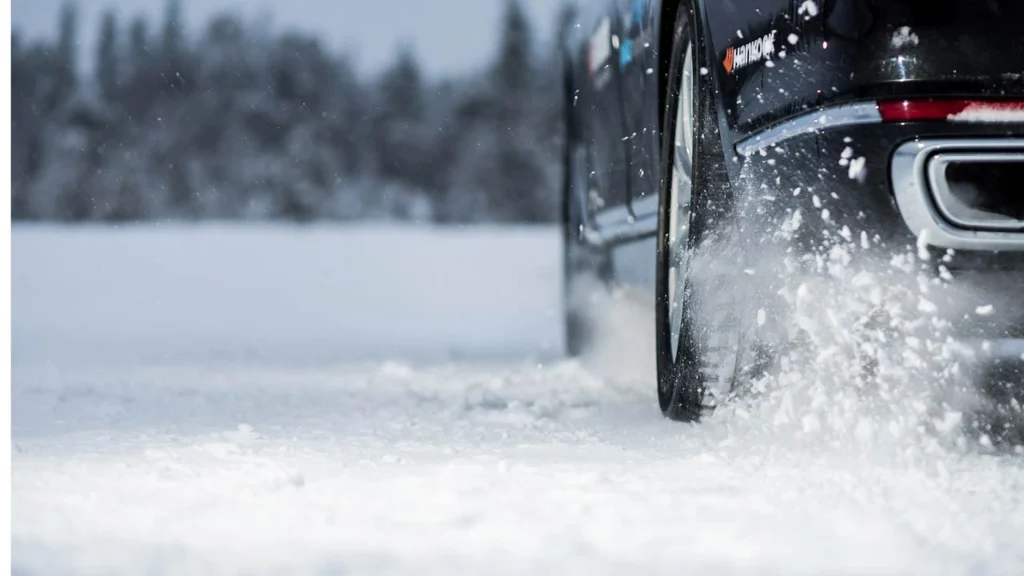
top-left (798, 0), bottom-right (819, 19)
top-left (891, 26), bottom-right (920, 49)
top-left (918, 297), bottom-right (938, 315)
top-left (975, 305), bottom-right (995, 316)
top-left (848, 157), bottom-right (867, 182)
top-left (916, 230), bottom-right (932, 261)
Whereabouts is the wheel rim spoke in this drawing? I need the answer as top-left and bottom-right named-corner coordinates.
top-left (668, 43), bottom-right (695, 360)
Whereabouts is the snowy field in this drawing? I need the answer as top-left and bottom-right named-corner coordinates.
top-left (12, 224), bottom-right (1024, 576)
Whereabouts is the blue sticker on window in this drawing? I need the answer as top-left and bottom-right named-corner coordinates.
top-left (620, 38), bottom-right (634, 66)
top-left (631, 0), bottom-right (645, 24)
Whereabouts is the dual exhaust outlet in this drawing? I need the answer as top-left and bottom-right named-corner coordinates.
top-left (892, 139), bottom-right (1024, 250)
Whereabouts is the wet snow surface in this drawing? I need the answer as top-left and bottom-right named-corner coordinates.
top-left (12, 225), bottom-right (1024, 575)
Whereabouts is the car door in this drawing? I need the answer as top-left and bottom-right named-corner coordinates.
top-left (619, 0), bottom-right (664, 222)
top-left (576, 2), bottom-right (632, 232)
top-left (621, 0), bottom-right (789, 224)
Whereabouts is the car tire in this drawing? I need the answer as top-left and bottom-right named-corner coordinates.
top-left (562, 83), bottom-right (610, 358)
top-left (562, 200), bottom-right (607, 358)
top-left (655, 4), bottom-right (744, 420)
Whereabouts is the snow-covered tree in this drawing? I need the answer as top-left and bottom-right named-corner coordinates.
top-left (96, 11), bottom-right (119, 101)
top-left (11, 0), bottom-right (568, 223)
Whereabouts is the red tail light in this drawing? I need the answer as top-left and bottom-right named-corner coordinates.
top-left (878, 99), bottom-right (1024, 122)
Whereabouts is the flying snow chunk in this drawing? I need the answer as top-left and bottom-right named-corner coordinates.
top-left (787, 33), bottom-right (799, 45)
top-left (891, 26), bottom-right (920, 49)
top-left (777, 209), bottom-right (803, 240)
top-left (975, 305), bottom-right (995, 316)
top-left (939, 265), bottom-right (954, 282)
top-left (798, 1), bottom-right (819, 18)
top-left (916, 229), bottom-right (932, 261)
top-left (848, 157), bottom-right (867, 182)
top-left (918, 297), bottom-right (938, 315)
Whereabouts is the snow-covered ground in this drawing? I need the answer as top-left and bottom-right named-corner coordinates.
top-left (12, 225), bottom-right (1024, 576)
top-left (13, 224), bottom-right (563, 366)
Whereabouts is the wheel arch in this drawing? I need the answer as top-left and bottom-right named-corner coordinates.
top-left (658, 0), bottom-right (683, 135)
top-left (659, 1), bottom-right (730, 164)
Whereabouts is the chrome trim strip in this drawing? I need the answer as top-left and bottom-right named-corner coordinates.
top-left (592, 204), bottom-right (631, 231)
top-left (926, 152), bottom-right (1024, 232)
top-left (582, 208), bottom-right (658, 247)
top-left (630, 193), bottom-right (660, 220)
top-left (735, 102), bottom-right (883, 157)
top-left (891, 139), bottom-right (1024, 251)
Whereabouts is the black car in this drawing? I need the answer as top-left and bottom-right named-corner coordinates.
top-left (562, 0), bottom-right (1024, 421)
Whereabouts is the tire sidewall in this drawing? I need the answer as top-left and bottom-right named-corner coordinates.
top-left (656, 4), bottom-right (706, 420)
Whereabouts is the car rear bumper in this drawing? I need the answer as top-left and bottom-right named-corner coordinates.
top-left (733, 102), bottom-right (1024, 349)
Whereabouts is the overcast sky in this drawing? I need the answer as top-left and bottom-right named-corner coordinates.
top-left (12, 0), bottom-right (567, 77)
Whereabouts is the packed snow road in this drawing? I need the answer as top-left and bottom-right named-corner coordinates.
top-left (12, 225), bottom-right (1024, 575)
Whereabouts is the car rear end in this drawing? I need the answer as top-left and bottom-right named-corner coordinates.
top-left (727, 0), bottom-right (1024, 399)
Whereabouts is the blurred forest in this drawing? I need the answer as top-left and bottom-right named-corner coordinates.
top-left (12, 0), bottom-right (575, 223)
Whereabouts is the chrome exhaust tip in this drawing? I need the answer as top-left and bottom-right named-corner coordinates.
top-left (929, 152), bottom-right (1024, 232)
top-left (892, 139), bottom-right (1024, 250)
